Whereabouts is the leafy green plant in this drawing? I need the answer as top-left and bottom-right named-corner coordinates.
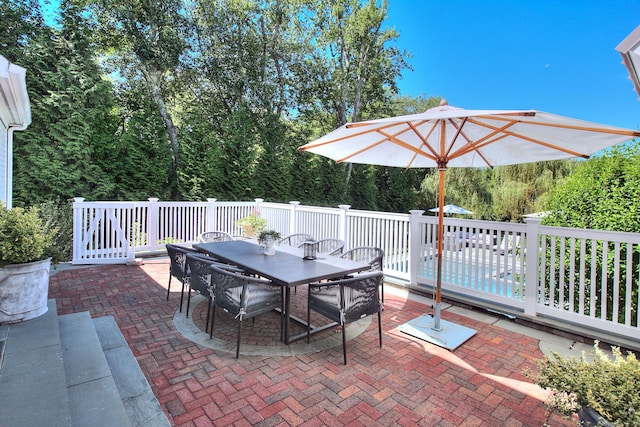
top-left (236, 211), bottom-right (267, 234)
top-left (529, 342), bottom-right (640, 426)
top-left (36, 199), bottom-right (72, 264)
top-left (0, 202), bottom-right (56, 266)
top-left (258, 229), bottom-right (281, 247)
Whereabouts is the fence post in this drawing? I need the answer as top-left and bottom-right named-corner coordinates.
top-left (147, 198), bottom-right (159, 252)
top-left (409, 210), bottom-right (425, 286)
top-left (289, 201), bottom-right (300, 235)
top-left (338, 205), bottom-right (351, 242)
top-left (523, 217), bottom-right (542, 316)
top-left (206, 198), bottom-right (217, 232)
top-left (72, 197), bottom-right (85, 264)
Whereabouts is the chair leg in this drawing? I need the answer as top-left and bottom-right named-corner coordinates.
top-left (205, 298), bottom-right (212, 333)
top-left (209, 305), bottom-right (217, 339)
top-left (166, 275), bottom-right (172, 301)
top-left (381, 282), bottom-right (384, 306)
top-left (179, 281), bottom-right (186, 313)
top-left (341, 323), bottom-right (347, 365)
top-left (378, 310), bottom-right (382, 347)
top-left (185, 286), bottom-right (192, 318)
top-left (236, 320), bottom-right (242, 359)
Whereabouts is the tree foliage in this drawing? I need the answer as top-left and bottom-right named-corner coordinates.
top-left (544, 142), bottom-right (640, 232)
top-left (5, 0), bottom-right (636, 235)
top-left (11, 2), bottom-right (119, 205)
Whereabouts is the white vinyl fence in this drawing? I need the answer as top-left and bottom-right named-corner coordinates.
top-left (72, 197), bottom-right (640, 348)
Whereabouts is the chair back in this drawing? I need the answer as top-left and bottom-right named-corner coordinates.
top-left (185, 253), bottom-right (215, 296)
top-left (315, 238), bottom-right (345, 256)
top-left (309, 271), bottom-right (382, 324)
top-left (198, 231), bottom-right (234, 243)
top-left (278, 233), bottom-right (314, 247)
top-left (166, 244), bottom-right (198, 282)
top-left (340, 246), bottom-right (384, 271)
top-left (208, 264), bottom-right (280, 320)
top-left (337, 271), bottom-right (383, 322)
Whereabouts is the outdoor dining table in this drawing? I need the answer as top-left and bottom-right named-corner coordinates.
top-left (193, 240), bottom-right (371, 344)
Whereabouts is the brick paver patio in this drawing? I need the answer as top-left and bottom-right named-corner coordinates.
top-left (49, 257), bottom-right (575, 426)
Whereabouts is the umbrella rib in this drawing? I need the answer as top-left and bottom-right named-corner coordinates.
top-left (442, 118), bottom-right (501, 168)
top-left (376, 129), bottom-right (438, 163)
top-left (465, 117), bottom-right (592, 158)
top-left (299, 122), bottom-right (402, 151)
top-left (485, 115), bottom-right (640, 137)
top-left (409, 120), bottom-right (440, 159)
top-left (443, 117), bottom-right (467, 159)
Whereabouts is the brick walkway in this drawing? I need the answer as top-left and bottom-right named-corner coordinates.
top-left (49, 258), bottom-right (574, 426)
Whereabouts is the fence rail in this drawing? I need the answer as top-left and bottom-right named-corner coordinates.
top-left (72, 198), bottom-right (640, 348)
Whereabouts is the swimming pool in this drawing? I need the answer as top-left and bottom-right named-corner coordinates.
top-left (418, 249), bottom-right (523, 299)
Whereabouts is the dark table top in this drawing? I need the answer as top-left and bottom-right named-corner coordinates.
top-left (193, 240), bottom-right (369, 287)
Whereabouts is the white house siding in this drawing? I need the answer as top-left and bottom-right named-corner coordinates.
top-left (0, 127), bottom-right (6, 207)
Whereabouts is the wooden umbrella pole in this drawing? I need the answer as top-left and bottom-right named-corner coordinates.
top-left (434, 164), bottom-right (447, 330)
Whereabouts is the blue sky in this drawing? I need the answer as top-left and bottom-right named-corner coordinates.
top-left (385, 1), bottom-right (640, 131)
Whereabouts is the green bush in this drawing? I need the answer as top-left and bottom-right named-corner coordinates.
top-left (36, 199), bottom-right (72, 263)
top-left (530, 342), bottom-right (640, 426)
top-left (0, 202), bottom-right (56, 266)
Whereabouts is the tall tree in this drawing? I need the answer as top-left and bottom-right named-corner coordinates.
top-left (180, 0), bottom-right (312, 201)
top-left (11, 1), bottom-right (119, 205)
top-left (75, 0), bottom-right (189, 197)
top-left (297, 0), bottom-right (409, 196)
top-left (1, 0), bottom-right (44, 62)
top-left (491, 161), bottom-right (576, 221)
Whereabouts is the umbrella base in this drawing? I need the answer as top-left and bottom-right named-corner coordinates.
top-left (398, 314), bottom-right (476, 351)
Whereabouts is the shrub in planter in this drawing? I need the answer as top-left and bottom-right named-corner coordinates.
top-left (0, 202), bottom-right (57, 323)
top-left (529, 342), bottom-right (640, 426)
top-left (0, 203), bottom-right (55, 266)
top-left (236, 211), bottom-right (267, 237)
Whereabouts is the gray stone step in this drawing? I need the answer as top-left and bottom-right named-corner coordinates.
top-left (0, 299), bottom-right (169, 427)
top-left (59, 311), bottom-right (132, 427)
top-left (93, 316), bottom-right (170, 427)
top-left (0, 299), bottom-right (71, 426)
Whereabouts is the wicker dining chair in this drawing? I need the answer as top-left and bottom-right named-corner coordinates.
top-left (340, 246), bottom-right (385, 302)
top-left (278, 233), bottom-right (314, 247)
top-left (184, 253), bottom-right (244, 327)
top-left (307, 271), bottom-right (383, 365)
top-left (198, 231), bottom-right (234, 243)
top-left (208, 264), bottom-right (283, 358)
top-left (165, 244), bottom-right (200, 312)
top-left (315, 238), bottom-right (345, 256)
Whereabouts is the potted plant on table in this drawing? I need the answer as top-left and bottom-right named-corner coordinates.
top-left (235, 210), bottom-right (267, 237)
top-left (258, 229), bottom-right (281, 256)
top-left (529, 342), bottom-right (640, 426)
top-left (0, 202), bottom-right (57, 324)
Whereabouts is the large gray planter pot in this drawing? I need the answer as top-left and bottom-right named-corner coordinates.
top-left (578, 407), bottom-right (614, 427)
top-left (0, 258), bottom-right (51, 324)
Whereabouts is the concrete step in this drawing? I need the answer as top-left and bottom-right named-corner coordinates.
top-left (59, 311), bottom-right (132, 427)
top-left (0, 299), bottom-right (71, 426)
top-left (93, 316), bottom-right (170, 427)
top-left (0, 299), bottom-right (170, 427)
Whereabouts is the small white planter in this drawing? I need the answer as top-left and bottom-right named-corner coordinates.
top-left (0, 258), bottom-right (51, 324)
top-left (263, 237), bottom-right (276, 255)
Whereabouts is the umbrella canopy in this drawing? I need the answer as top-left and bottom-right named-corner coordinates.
top-left (299, 101), bottom-right (639, 169)
top-left (299, 100), bottom-right (640, 340)
top-left (429, 204), bottom-right (472, 215)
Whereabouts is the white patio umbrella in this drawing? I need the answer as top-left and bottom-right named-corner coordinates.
top-left (299, 100), bottom-right (640, 349)
top-left (429, 204), bottom-right (473, 215)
